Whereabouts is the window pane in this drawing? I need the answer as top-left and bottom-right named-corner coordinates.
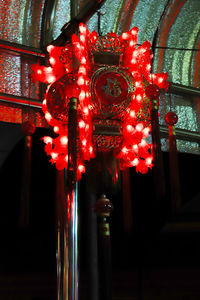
top-left (0, 0), bottom-right (45, 48)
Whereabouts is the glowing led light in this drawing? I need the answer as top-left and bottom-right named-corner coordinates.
top-left (146, 64), bottom-right (151, 71)
top-left (132, 144), bottom-right (138, 151)
top-left (135, 81), bottom-right (142, 88)
top-left (140, 139), bottom-right (147, 147)
top-left (131, 28), bottom-right (138, 35)
top-left (76, 43), bottom-right (81, 50)
top-left (158, 77), bottom-right (164, 83)
top-left (126, 125), bottom-right (134, 133)
top-left (79, 24), bottom-right (86, 34)
top-left (82, 139), bottom-right (87, 146)
top-left (79, 120), bottom-right (85, 128)
top-left (136, 94), bottom-right (142, 102)
top-left (77, 76), bottom-right (85, 85)
top-left (49, 57), bottom-right (56, 65)
top-left (60, 136), bottom-right (68, 145)
top-left (47, 45), bottom-right (54, 53)
top-left (65, 155), bottom-right (68, 162)
top-left (51, 152), bottom-right (58, 160)
top-left (121, 32), bottom-right (129, 40)
top-left (136, 123), bottom-right (144, 131)
top-left (89, 146), bottom-right (93, 154)
top-left (132, 51), bottom-right (137, 58)
top-left (132, 71), bottom-right (137, 77)
top-left (46, 66), bottom-right (52, 72)
top-left (47, 75), bottom-right (56, 83)
top-left (143, 127), bottom-right (150, 137)
top-left (53, 126), bottom-right (59, 133)
top-left (45, 112), bottom-right (52, 122)
top-left (43, 136), bottom-right (53, 144)
top-left (81, 57), bottom-right (86, 64)
top-left (122, 147), bottom-right (128, 154)
top-left (131, 58), bottom-right (137, 64)
top-left (80, 35), bottom-right (86, 43)
top-left (146, 157), bottom-right (153, 166)
top-left (150, 74), bottom-right (156, 81)
top-left (79, 91), bottom-right (86, 101)
top-left (37, 69), bottom-right (42, 75)
top-left (79, 66), bottom-right (87, 75)
top-left (131, 158), bottom-right (139, 166)
top-left (78, 164), bottom-right (85, 173)
top-left (139, 47), bottom-right (145, 54)
top-left (130, 110), bottom-right (136, 118)
top-left (42, 99), bottom-right (47, 105)
top-left (129, 40), bottom-right (134, 47)
top-left (83, 107), bottom-right (89, 115)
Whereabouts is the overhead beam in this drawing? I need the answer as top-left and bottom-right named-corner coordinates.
top-left (0, 39), bottom-right (45, 57)
top-left (0, 93), bottom-right (42, 108)
top-left (170, 82), bottom-right (200, 97)
top-left (160, 125), bottom-right (200, 143)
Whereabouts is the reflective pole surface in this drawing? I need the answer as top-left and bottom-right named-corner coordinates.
top-left (56, 174), bottom-right (79, 300)
top-left (68, 183), bottom-right (79, 300)
top-left (57, 96), bottom-right (79, 300)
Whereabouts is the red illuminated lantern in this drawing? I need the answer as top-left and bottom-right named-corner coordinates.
top-left (32, 23), bottom-right (169, 177)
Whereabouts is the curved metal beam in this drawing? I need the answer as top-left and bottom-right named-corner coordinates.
top-left (41, 0), bottom-right (57, 49)
top-left (51, 0), bottom-right (107, 46)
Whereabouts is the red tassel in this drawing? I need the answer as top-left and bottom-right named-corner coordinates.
top-left (150, 98), bottom-right (166, 201)
top-left (19, 119), bottom-right (36, 228)
top-left (19, 135), bottom-right (31, 228)
top-left (145, 84), bottom-right (166, 201)
top-left (165, 111), bottom-right (181, 213)
top-left (122, 168), bottom-right (133, 232)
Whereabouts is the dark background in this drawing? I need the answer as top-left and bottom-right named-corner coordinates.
top-left (0, 125), bottom-right (200, 299)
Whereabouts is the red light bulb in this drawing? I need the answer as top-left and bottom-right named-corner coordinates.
top-left (165, 111), bottom-right (178, 125)
top-left (145, 84), bottom-right (160, 99)
top-left (65, 82), bottom-right (80, 98)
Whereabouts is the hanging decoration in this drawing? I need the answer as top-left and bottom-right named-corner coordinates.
top-left (32, 23), bottom-right (169, 180)
top-left (165, 105), bottom-right (181, 212)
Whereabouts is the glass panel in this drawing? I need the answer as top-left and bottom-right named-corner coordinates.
top-left (159, 90), bottom-right (200, 155)
top-left (0, 0), bottom-right (45, 48)
top-left (0, 49), bottom-right (42, 100)
top-left (159, 92), bottom-right (199, 133)
top-left (161, 137), bottom-right (200, 155)
top-left (129, 0), bottom-right (168, 44)
top-left (52, 0), bottom-right (71, 40)
top-left (153, 0), bottom-right (200, 88)
top-left (84, 0), bottom-right (168, 42)
top-left (0, 0), bottom-right (27, 44)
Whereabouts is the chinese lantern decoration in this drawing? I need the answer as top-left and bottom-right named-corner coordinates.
top-left (32, 23), bottom-right (169, 180)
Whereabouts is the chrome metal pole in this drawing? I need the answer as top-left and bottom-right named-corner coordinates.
top-left (70, 183), bottom-right (79, 300)
top-left (56, 175), bottom-right (79, 300)
top-left (57, 96), bottom-right (79, 300)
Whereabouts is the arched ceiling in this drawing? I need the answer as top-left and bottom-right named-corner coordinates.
top-left (0, 0), bottom-right (199, 88)
top-left (0, 0), bottom-right (199, 159)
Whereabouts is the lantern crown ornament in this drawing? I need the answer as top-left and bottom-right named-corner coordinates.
top-left (91, 32), bottom-right (123, 66)
top-left (32, 23), bottom-right (169, 179)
